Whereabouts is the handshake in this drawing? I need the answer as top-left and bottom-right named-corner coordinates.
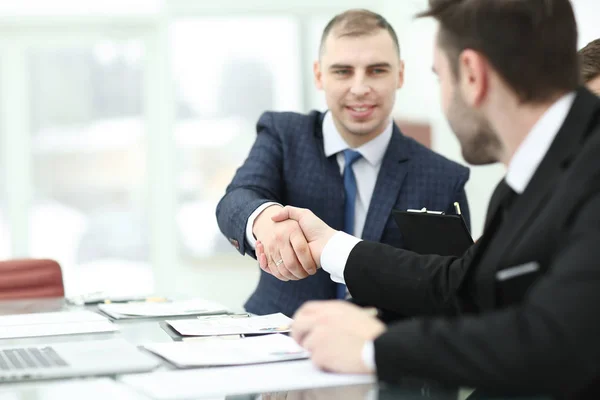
top-left (252, 205), bottom-right (338, 281)
top-left (253, 205), bottom-right (386, 375)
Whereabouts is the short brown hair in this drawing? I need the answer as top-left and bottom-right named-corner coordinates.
top-left (579, 39), bottom-right (600, 83)
top-left (418, 0), bottom-right (580, 104)
top-left (320, 9), bottom-right (400, 57)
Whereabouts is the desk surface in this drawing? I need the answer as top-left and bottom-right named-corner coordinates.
top-left (0, 298), bottom-right (551, 400)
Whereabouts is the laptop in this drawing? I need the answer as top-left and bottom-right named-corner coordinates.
top-left (0, 338), bottom-right (160, 383)
top-left (391, 209), bottom-right (474, 256)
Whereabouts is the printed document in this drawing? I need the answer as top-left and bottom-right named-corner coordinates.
top-left (144, 334), bottom-right (308, 367)
top-left (166, 313), bottom-right (292, 336)
top-left (0, 310), bottom-right (118, 339)
top-left (98, 299), bottom-right (229, 319)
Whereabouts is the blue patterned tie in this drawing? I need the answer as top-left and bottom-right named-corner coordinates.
top-left (336, 149), bottom-right (362, 299)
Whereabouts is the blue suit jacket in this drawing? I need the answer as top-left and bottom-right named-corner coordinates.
top-left (216, 111), bottom-right (471, 317)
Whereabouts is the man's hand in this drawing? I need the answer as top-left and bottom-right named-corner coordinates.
top-left (271, 206), bottom-right (337, 267)
top-left (253, 205), bottom-right (317, 281)
top-left (291, 301), bottom-right (386, 374)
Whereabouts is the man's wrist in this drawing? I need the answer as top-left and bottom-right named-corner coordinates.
top-left (319, 231), bottom-right (362, 284)
top-left (252, 204), bottom-right (283, 239)
top-left (313, 228), bottom-right (338, 265)
top-left (245, 202), bottom-right (281, 250)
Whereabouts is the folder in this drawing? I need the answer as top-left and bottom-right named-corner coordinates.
top-left (0, 310), bottom-right (118, 339)
top-left (97, 298), bottom-right (229, 320)
top-left (391, 208), bottom-right (473, 256)
top-left (166, 313), bottom-right (292, 337)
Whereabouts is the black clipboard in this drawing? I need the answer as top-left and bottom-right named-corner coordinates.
top-left (391, 209), bottom-right (473, 256)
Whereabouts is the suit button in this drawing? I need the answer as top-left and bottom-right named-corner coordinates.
top-left (229, 238), bottom-right (240, 250)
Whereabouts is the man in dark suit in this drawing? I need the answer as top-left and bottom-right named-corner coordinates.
top-left (580, 38), bottom-right (600, 95)
top-left (256, 0), bottom-right (600, 397)
top-left (216, 9), bottom-right (471, 317)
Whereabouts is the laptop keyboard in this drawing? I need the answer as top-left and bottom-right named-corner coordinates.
top-left (0, 347), bottom-right (68, 371)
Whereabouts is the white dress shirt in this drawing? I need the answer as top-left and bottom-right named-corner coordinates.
top-left (319, 91), bottom-right (576, 373)
top-left (244, 111), bottom-right (393, 249)
top-left (505, 92), bottom-right (576, 194)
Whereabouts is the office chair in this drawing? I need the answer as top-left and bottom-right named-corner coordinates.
top-left (0, 259), bottom-right (64, 300)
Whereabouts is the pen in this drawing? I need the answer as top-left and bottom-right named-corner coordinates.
top-left (84, 297), bottom-right (168, 305)
top-left (196, 313), bottom-right (251, 320)
top-left (259, 325), bottom-right (291, 332)
top-left (454, 201), bottom-right (462, 215)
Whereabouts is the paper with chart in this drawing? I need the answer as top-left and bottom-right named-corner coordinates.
top-left (119, 359), bottom-right (376, 399)
top-left (0, 310), bottom-right (118, 339)
top-left (166, 313), bottom-right (292, 336)
top-left (98, 298), bottom-right (230, 319)
top-left (144, 334), bottom-right (308, 367)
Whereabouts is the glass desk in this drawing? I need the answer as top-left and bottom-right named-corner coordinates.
top-left (0, 298), bottom-right (553, 400)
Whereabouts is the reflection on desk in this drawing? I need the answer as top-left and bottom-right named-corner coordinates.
top-left (0, 298), bottom-right (554, 400)
top-left (0, 378), bottom-right (148, 400)
top-left (120, 360), bottom-right (376, 399)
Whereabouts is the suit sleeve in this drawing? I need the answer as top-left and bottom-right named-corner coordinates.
top-left (371, 190), bottom-right (600, 396)
top-left (215, 112), bottom-right (286, 258)
top-left (345, 241), bottom-right (474, 317)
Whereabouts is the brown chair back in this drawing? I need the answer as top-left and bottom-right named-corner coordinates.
top-left (0, 259), bottom-right (64, 300)
top-left (396, 120), bottom-right (432, 148)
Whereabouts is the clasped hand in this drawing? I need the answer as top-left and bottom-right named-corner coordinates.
top-left (253, 205), bottom-right (336, 281)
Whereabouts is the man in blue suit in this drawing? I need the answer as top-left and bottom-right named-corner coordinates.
top-left (216, 9), bottom-right (471, 317)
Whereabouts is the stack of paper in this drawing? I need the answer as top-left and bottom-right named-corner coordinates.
top-left (98, 299), bottom-right (230, 319)
top-left (0, 310), bottom-right (118, 339)
top-left (144, 334), bottom-right (308, 367)
top-left (119, 359), bottom-right (376, 399)
top-left (166, 313), bottom-right (292, 336)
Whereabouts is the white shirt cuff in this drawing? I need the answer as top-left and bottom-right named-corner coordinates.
top-left (320, 231), bottom-right (362, 284)
top-left (245, 202), bottom-right (282, 250)
top-left (361, 340), bottom-right (376, 372)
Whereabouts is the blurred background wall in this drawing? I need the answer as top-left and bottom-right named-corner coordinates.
top-left (0, 0), bottom-right (597, 309)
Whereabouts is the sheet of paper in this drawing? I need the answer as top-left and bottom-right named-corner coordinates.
top-left (98, 299), bottom-right (230, 319)
top-left (167, 313), bottom-right (292, 336)
top-left (0, 310), bottom-right (109, 326)
top-left (144, 334), bottom-right (308, 367)
top-left (0, 378), bottom-right (151, 400)
top-left (119, 359), bottom-right (376, 399)
top-left (0, 310), bottom-right (118, 339)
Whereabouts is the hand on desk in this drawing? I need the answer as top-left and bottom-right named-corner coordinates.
top-left (291, 300), bottom-right (386, 374)
top-left (256, 206), bottom-right (337, 280)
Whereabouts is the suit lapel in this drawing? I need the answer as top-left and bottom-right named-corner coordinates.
top-left (482, 179), bottom-right (511, 230)
top-left (313, 112), bottom-right (345, 230)
top-left (361, 124), bottom-right (412, 242)
top-left (477, 88), bottom-right (600, 309)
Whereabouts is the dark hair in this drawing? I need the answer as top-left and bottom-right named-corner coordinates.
top-left (579, 39), bottom-right (600, 83)
top-left (320, 9), bottom-right (400, 57)
top-left (418, 0), bottom-right (580, 103)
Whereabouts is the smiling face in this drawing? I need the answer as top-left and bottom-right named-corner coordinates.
top-left (314, 29), bottom-right (403, 147)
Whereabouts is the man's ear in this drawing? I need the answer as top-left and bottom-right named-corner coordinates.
top-left (397, 60), bottom-right (405, 89)
top-left (458, 49), bottom-right (488, 107)
top-left (314, 60), bottom-right (323, 90)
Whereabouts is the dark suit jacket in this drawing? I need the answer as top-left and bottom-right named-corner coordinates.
top-left (216, 110), bottom-right (471, 317)
top-left (344, 88), bottom-right (600, 398)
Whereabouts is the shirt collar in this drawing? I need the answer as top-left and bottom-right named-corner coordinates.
top-left (505, 92), bottom-right (576, 194)
top-left (322, 111), bottom-right (393, 167)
